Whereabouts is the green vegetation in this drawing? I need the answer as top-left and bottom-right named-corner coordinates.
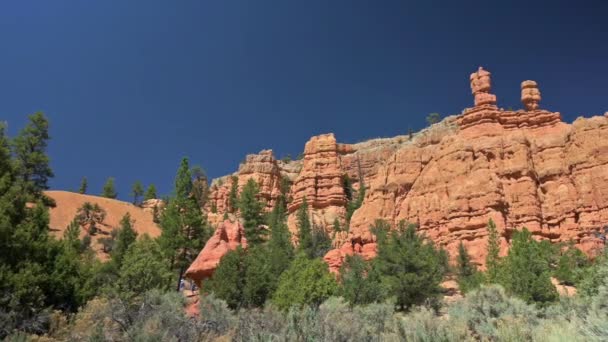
top-left (130, 180), bottom-right (144, 204)
top-left (101, 177), bottom-right (117, 199)
top-left (228, 175), bottom-right (239, 213)
top-left (455, 241), bottom-right (483, 293)
top-left (158, 157), bottom-right (212, 291)
top-left (372, 220), bottom-right (446, 310)
top-left (426, 112), bottom-right (441, 126)
top-left (78, 176), bottom-right (87, 194)
top-left (238, 178), bottom-right (265, 245)
top-left (144, 183), bottom-right (157, 200)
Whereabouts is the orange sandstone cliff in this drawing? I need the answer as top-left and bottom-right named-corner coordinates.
top-left (188, 67), bottom-right (608, 283)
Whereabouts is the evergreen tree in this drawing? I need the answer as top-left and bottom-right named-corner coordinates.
top-left (144, 184), bottom-right (157, 200)
top-left (191, 165), bottom-right (209, 208)
top-left (204, 247), bottom-right (247, 309)
top-left (112, 213), bottom-right (138, 267)
top-left (243, 245), bottom-right (274, 307)
top-left (238, 178), bottom-right (265, 245)
top-left (272, 254), bottom-right (338, 311)
top-left (340, 254), bottom-right (385, 306)
top-left (311, 225), bottom-right (332, 258)
top-left (117, 235), bottom-right (172, 299)
top-left (500, 228), bottom-right (558, 304)
top-left (159, 157), bottom-right (211, 291)
top-left (11, 112), bottom-right (54, 201)
top-left (267, 196), bottom-right (294, 278)
top-left (372, 221), bottom-right (445, 311)
top-left (554, 244), bottom-right (588, 286)
top-left (228, 176), bottom-right (239, 213)
top-left (296, 198), bottom-right (313, 258)
top-left (75, 202), bottom-right (106, 235)
top-left (456, 241), bottom-right (483, 293)
top-left (78, 177), bottom-right (87, 194)
top-left (101, 177), bottom-right (117, 199)
top-left (426, 112), bottom-right (441, 126)
top-left (131, 180), bottom-right (144, 205)
top-left (333, 217), bottom-right (342, 232)
top-left (485, 219), bottom-right (501, 284)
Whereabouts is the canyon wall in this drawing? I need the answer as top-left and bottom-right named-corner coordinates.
top-left (197, 67), bottom-right (608, 280)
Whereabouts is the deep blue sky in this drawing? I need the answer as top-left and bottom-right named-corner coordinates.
top-left (1, 1), bottom-right (607, 199)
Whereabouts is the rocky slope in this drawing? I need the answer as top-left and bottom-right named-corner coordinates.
top-left (46, 191), bottom-right (161, 259)
top-left (197, 67), bottom-right (608, 280)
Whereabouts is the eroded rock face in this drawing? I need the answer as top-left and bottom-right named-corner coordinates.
top-left (184, 220), bottom-right (247, 285)
top-left (198, 67), bottom-right (608, 275)
top-left (342, 70), bottom-right (608, 269)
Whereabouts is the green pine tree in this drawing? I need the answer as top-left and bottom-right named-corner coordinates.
top-left (111, 213), bottom-right (138, 267)
top-left (228, 176), bottom-right (239, 213)
top-left (11, 112), bottom-right (54, 202)
top-left (238, 178), bottom-right (265, 245)
top-left (296, 198), bottom-right (313, 258)
top-left (267, 196), bottom-right (294, 278)
top-left (272, 254), bottom-right (338, 311)
top-left (456, 241), bottom-right (483, 293)
top-left (372, 221), bottom-right (446, 311)
top-left (144, 184), bottom-right (158, 200)
top-left (554, 244), bottom-right (589, 286)
top-left (500, 228), bottom-right (558, 305)
top-left (131, 180), bottom-right (144, 205)
top-left (101, 177), bottom-right (117, 199)
top-left (79, 177), bottom-right (88, 194)
top-left (159, 157), bottom-right (211, 291)
top-left (117, 235), bottom-right (172, 299)
top-left (485, 219), bottom-right (501, 284)
top-left (339, 254), bottom-right (385, 306)
top-left (203, 247), bottom-right (247, 309)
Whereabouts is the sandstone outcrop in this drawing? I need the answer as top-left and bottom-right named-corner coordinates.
top-left (45, 191), bottom-right (161, 259)
top-left (185, 220), bottom-right (247, 286)
top-left (198, 67), bottom-right (608, 276)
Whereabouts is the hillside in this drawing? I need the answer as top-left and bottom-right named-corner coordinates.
top-left (45, 190), bottom-right (161, 259)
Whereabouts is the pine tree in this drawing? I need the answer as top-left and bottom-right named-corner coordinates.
top-left (267, 196), bottom-right (294, 277)
top-left (144, 184), bottom-right (157, 200)
top-left (272, 254), bottom-right (338, 310)
top-left (117, 235), bottom-right (172, 299)
top-left (340, 254), bottom-right (384, 305)
top-left (500, 228), bottom-right (558, 304)
top-left (555, 245), bottom-right (589, 286)
top-left (131, 180), bottom-right (144, 205)
top-left (204, 247), bottom-right (247, 309)
top-left (243, 245), bottom-right (274, 307)
top-left (159, 157), bottom-right (211, 291)
top-left (456, 241), bottom-right (483, 293)
top-left (485, 219), bottom-right (501, 283)
top-left (101, 177), bottom-right (117, 199)
top-left (228, 176), bottom-right (239, 213)
top-left (238, 178), bottom-right (265, 245)
top-left (372, 221), bottom-right (445, 311)
top-left (75, 202), bottom-right (106, 235)
top-left (11, 112), bottom-right (54, 201)
top-left (426, 112), bottom-right (441, 126)
top-left (78, 177), bottom-right (87, 194)
top-left (296, 198), bottom-right (313, 258)
top-left (112, 213), bottom-right (138, 267)
top-left (191, 165), bottom-right (208, 207)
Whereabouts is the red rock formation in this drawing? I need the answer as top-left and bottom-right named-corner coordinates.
top-left (470, 66), bottom-right (497, 107)
top-left (185, 220), bottom-right (247, 286)
top-left (340, 68), bottom-right (608, 270)
top-left (287, 134), bottom-right (349, 232)
top-left (197, 67), bottom-right (608, 275)
top-left (521, 80), bottom-right (542, 111)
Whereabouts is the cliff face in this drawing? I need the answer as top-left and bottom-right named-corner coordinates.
top-left (202, 67), bottom-right (608, 277)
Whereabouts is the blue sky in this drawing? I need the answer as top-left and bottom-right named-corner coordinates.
top-left (1, 1), bottom-right (607, 199)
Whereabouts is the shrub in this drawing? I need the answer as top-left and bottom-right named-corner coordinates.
top-left (448, 285), bottom-right (539, 340)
